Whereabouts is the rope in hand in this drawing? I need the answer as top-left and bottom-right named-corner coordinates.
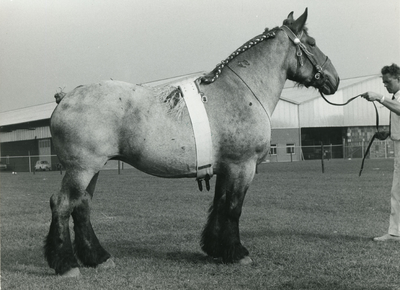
top-left (319, 91), bottom-right (389, 176)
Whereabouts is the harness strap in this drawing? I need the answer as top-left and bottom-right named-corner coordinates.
top-left (226, 64), bottom-right (271, 123)
top-left (179, 82), bottom-right (213, 188)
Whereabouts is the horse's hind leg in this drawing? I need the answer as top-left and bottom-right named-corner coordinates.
top-left (44, 171), bottom-right (82, 275)
top-left (201, 161), bottom-right (256, 264)
top-left (44, 171), bottom-right (111, 276)
top-left (71, 172), bottom-right (112, 268)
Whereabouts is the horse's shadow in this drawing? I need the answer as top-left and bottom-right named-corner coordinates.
top-left (242, 228), bottom-right (374, 242)
top-left (3, 229), bottom-right (374, 278)
top-left (104, 229), bottom-right (373, 265)
top-left (105, 240), bottom-right (213, 264)
top-left (1, 246), bottom-right (56, 277)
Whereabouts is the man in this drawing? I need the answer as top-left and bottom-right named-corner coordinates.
top-left (362, 63), bottom-right (400, 241)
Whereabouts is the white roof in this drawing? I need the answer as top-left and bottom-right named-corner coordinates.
top-left (0, 72), bottom-right (206, 127)
top-left (0, 74), bottom-right (380, 127)
top-left (0, 102), bottom-right (57, 127)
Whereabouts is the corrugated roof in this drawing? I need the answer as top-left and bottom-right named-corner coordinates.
top-left (0, 102), bottom-right (57, 127)
top-left (140, 71), bottom-right (206, 87)
top-left (0, 74), bottom-right (380, 127)
top-left (0, 72), bottom-right (206, 127)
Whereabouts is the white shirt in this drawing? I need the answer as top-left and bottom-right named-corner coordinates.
top-left (390, 90), bottom-right (400, 141)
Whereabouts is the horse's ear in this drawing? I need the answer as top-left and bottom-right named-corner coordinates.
top-left (287, 11), bottom-right (294, 22)
top-left (291, 8), bottom-right (308, 34)
top-left (283, 11), bottom-right (295, 26)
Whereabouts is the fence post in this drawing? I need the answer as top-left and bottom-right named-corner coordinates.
top-left (28, 151), bottom-right (32, 173)
top-left (361, 140), bottom-right (364, 158)
top-left (321, 142), bottom-right (325, 173)
top-left (342, 138), bottom-right (346, 159)
top-left (385, 140), bottom-right (388, 158)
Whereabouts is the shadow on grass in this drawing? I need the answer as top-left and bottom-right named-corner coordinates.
top-left (165, 251), bottom-right (214, 264)
top-left (105, 240), bottom-right (213, 264)
top-left (1, 246), bottom-right (56, 277)
top-left (243, 228), bottom-right (374, 243)
top-left (101, 229), bottom-right (375, 267)
top-left (2, 245), bottom-right (47, 267)
top-left (278, 279), bottom-right (390, 290)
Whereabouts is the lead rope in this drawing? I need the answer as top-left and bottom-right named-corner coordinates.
top-left (319, 91), bottom-right (388, 176)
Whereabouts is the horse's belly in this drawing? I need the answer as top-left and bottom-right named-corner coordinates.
top-left (119, 122), bottom-right (197, 178)
top-left (122, 143), bottom-right (197, 178)
top-left (118, 91), bottom-right (198, 178)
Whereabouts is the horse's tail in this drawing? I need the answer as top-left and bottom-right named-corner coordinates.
top-left (54, 91), bottom-right (66, 104)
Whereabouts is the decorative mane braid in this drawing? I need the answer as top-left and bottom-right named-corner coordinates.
top-left (200, 27), bottom-right (278, 84)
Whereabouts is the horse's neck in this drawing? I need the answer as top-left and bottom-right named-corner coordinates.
top-left (223, 40), bottom-right (289, 116)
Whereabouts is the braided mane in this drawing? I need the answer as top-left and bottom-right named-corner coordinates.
top-left (199, 27), bottom-right (280, 84)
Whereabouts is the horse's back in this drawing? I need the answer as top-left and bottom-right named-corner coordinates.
top-left (51, 80), bottom-right (138, 149)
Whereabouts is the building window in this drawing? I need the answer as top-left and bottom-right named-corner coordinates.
top-left (286, 143), bottom-right (295, 154)
top-left (270, 144), bottom-right (277, 155)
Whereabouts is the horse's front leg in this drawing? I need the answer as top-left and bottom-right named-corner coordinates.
top-left (201, 161), bottom-right (256, 264)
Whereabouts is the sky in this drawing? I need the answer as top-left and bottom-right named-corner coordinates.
top-left (0, 0), bottom-right (399, 112)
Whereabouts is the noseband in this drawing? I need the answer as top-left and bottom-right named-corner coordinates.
top-left (280, 25), bottom-right (329, 82)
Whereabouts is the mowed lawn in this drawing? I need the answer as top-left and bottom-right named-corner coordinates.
top-left (1, 159), bottom-right (400, 289)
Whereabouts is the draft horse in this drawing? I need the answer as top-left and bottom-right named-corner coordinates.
top-left (45, 9), bottom-right (339, 276)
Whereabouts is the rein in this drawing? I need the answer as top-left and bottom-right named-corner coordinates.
top-left (319, 91), bottom-right (389, 176)
top-left (319, 91), bottom-right (361, 107)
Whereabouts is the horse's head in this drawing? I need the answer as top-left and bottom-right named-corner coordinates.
top-left (281, 8), bottom-right (340, 95)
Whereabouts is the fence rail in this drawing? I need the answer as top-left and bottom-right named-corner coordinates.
top-left (0, 140), bottom-right (395, 172)
top-left (0, 154), bottom-right (133, 173)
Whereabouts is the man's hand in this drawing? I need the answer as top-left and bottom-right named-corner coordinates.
top-left (361, 91), bottom-right (382, 102)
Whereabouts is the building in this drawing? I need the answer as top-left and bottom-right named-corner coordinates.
top-left (266, 75), bottom-right (393, 162)
top-left (0, 74), bottom-right (393, 171)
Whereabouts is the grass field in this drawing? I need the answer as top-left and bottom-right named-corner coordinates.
top-left (1, 159), bottom-right (400, 289)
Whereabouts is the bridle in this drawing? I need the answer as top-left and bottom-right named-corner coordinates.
top-left (200, 25), bottom-right (329, 86)
top-left (282, 24), bottom-right (388, 176)
top-left (280, 25), bottom-right (330, 84)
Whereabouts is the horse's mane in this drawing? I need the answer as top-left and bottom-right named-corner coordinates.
top-left (146, 24), bottom-right (310, 117)
top-left (200, 26), bottom-right (280, 84)
top-left (200, 24), bottom-right (308, 84)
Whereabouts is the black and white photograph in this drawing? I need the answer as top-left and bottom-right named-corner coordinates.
top-left (1, 0), bottom-right (399, 289)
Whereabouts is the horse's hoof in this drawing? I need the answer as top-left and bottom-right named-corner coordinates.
top-left (238, 256), bottom-right (253, 265)
top-left (61, 267), bottom-right (81, 278)
top-left (98, 258), bottom-right (115, 270)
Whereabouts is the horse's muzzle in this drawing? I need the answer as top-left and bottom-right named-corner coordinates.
top-left (319, 76), bottom-right (340, 95)
top-left (318, 58), bottom-right (340, 95)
